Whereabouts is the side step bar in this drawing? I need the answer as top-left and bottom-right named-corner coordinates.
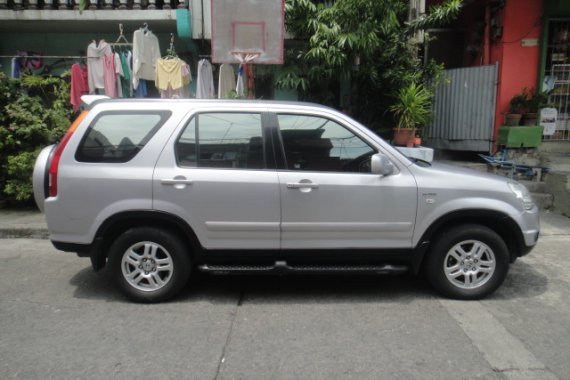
top-left (198, 261), bottom-right (408, 275)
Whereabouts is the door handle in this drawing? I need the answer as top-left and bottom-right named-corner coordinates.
top-left (161, 178), bottom-right (194, 185)
top-left (286, 182), bottom-right (319, 189)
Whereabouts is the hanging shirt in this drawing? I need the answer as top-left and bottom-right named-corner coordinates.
top-left (103, 53), bottom-right (117, 98)
top-left (119, 52), bottom-right (132, 98)
top-left (114, 52), bottom-right (124, 98)
top-left (132, 29), bottom-right (161, 89)
top-left (218, 64), bottom-right (236, 99)
top-left (87, 40), bottom-right (112, 93)
top-left (196, 59), bottom-right (215, 99)
top-left (11, 57), bottom-right (20, 79)
top-left (236, 64), bottom-right (245, 97)
top-left (134, 80), bottom-right (148, 98)
top-left (246, 64), bottom-right (255, 99)
top-left (70, 63), bottom-right (89, 112)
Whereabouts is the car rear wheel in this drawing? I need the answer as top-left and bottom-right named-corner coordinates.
top-left (425, 224), bottom-right (509, 300)
top-left (108, 227), bottom-right (191, 303)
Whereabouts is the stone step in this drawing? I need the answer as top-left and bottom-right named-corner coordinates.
top-left (538, 141), bottom-right (570, 154)
top-left (539, 153), bottom-right (570, 172)
top-left (531, 192), bottom-right (553, 210)
top-left (545, 171), bottom-right (570, 217)
top-left (519, 179), bottom-right (548, 193)
top-left (439, 160), bottom-right (489, 173)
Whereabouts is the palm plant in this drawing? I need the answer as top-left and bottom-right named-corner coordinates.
top-left (389, 82), bottom-right (433, 130)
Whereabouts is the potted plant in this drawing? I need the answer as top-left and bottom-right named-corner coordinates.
top-left (389, 82), bottom-right (433, 147)
top-left (505, 90), bottom-right (529, 126)
top-left (523, 88), bottom-right (550, 126)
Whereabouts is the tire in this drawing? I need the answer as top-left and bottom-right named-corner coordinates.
top-left (424, 224), bottom-right (509, 300)
top-left (108, 227), bottom-right (191, 303)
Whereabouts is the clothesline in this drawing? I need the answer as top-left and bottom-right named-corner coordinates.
top-left (1, 50), bottom-right (131, 59)
top-left (0, 55), bottom-right (90, 59)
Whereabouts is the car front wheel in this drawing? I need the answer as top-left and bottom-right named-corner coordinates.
top-left (108, 227), bottom-right (191, 303)
top-left (425, 224), bottom-right (510, 300)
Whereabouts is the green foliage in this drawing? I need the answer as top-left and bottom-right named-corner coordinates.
top-left (282, 0), bottom-right (463, 129)
top-left (525, 88), bottom-right (550, 113)
top-left (508, 89), bottom-right (530, 114)
top-left (389, 82), bottom-right (433, 130)
top-left (508, 88), bottom-right (550, 114)
top-left (0, 72), bottom-right (74, 205)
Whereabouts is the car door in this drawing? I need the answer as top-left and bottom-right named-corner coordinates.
top-left (153, 109), bottom-right (281, 250)
top-left (274, 112), bottom-right (417, 250)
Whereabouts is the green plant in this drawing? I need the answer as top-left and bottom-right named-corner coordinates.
top-left (389, 82), bottom-right (433, 130)
top-left (525, 88), bottom-right (550, 113)
top-left (0, 73), bottom-right (73, 205)
top-left (508, 89), bottom-right (529, 114)
top-left (281, 0), bottom-right (463, 127)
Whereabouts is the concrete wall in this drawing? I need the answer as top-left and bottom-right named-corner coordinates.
top-left (491, 0), bottom-right (543, 151)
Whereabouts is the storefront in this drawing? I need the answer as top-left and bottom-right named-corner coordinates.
top-left (540, 0), bottom-right (570, 141)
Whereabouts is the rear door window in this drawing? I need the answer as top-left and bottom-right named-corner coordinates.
top-left (176, 112), bottom-right (265, 169)
top-left (76, 111), bottom-right (171, 163)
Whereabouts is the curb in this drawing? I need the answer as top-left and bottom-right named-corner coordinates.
top-left (0, 228), bottom-right (49, 239)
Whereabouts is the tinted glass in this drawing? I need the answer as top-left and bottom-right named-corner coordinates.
top-left (277, 114), bottom-right (375, 173)
top-left (176, 113), bottom-right (264, 169)
top-left (76, 112), bottom-right (169, 163)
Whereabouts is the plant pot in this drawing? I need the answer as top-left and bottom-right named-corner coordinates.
top-left (522, 113), bottom-right (538, 126)
top-left (505, 113), bottom-right (522, 126)
top-left (392, 128), bottom-right (415, 146)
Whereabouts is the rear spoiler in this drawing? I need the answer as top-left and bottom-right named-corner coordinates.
top-left (80, 95), bottom-right (111, 109)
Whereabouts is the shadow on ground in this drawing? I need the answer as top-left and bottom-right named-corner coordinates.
top-left (488, 260), bottom-right (548, 300)
top-left (69, 258), bottom-right (548, 304)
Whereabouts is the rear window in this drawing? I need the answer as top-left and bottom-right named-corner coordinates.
top-left (75, 111), bottom-right (171, 163)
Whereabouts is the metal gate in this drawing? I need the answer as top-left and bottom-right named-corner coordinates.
top-left (427, 64), bottom-right (498, 152)
top-left (545, 64), bottom-right (570, 141)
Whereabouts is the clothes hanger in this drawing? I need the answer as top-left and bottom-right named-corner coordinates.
top-left (115, 23), bottom-right (130, 44)
top-left (163, 34), bottom-right (178, 60)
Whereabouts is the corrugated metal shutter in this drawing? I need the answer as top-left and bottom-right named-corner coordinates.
top-left (427, 64), bottom-right (498, 152)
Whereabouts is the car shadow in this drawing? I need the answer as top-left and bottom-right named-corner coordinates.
top-left (69, 258), bottom-right (548, 304)
top-left (69, 265), bottom-right (435, 304)
top-left (487, 259), bottom-right (548, 300)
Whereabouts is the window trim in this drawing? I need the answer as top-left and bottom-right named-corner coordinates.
top-left (174, 111), bottom-right (272, 170)
top-left (273, 112), bottom-right (378, 174)
top-left (75, 110), bottom-right (171, 163)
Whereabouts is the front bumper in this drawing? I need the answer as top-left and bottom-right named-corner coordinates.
top-left (512, 206), bottom-right (540, 258)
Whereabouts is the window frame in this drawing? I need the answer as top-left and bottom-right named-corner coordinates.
top-left (273, 112), bottom-right (378, 174)
top-left (174, 111), bottom-right (274, 170)
top-left (75, 110), bottom-right (171, 163)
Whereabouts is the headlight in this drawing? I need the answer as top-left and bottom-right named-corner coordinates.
top-left (508, 182), bottom-right (534, 210)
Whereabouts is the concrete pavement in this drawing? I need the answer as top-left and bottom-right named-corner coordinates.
top-left (1, 233), bottom-right (570, 379)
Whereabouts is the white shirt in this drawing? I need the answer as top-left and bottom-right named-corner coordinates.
top-left (87, 40), bottom-right (112, 93)
top-left (132, 29), bottom-right (161, 89)
top-left (196, 59), bottom-right (215, 99)
top-left (218, 64), bottom-right (236, 99)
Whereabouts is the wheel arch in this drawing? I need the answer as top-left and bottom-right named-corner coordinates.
top-left (412, 209), bottom-right (525, 274)
top-left (92, 210), bottom-right (202, 270)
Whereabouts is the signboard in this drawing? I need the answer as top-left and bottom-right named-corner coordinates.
top-left (540, 108), bottom-right (557, 136)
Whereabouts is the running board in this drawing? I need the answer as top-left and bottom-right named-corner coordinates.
top-left (198, 261), bottom-right (408, 275)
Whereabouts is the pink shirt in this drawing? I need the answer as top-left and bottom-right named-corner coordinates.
top-left (70, 63), bottom-right (88, 111)
top-left (103, 54), bottom-right (117, 98)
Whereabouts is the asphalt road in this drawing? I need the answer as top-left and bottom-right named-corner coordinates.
top-left (1, 234), bottom-right (569, 380)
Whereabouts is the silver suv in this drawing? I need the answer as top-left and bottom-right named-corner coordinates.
top-left (33, 96), bottom-right (540, 302)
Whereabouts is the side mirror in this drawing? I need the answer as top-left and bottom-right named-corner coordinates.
top-left (371, 153), bottom-right (394, 176)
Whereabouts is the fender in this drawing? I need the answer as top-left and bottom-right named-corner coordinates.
top-left (410, 208), bottom-right (526, 274)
